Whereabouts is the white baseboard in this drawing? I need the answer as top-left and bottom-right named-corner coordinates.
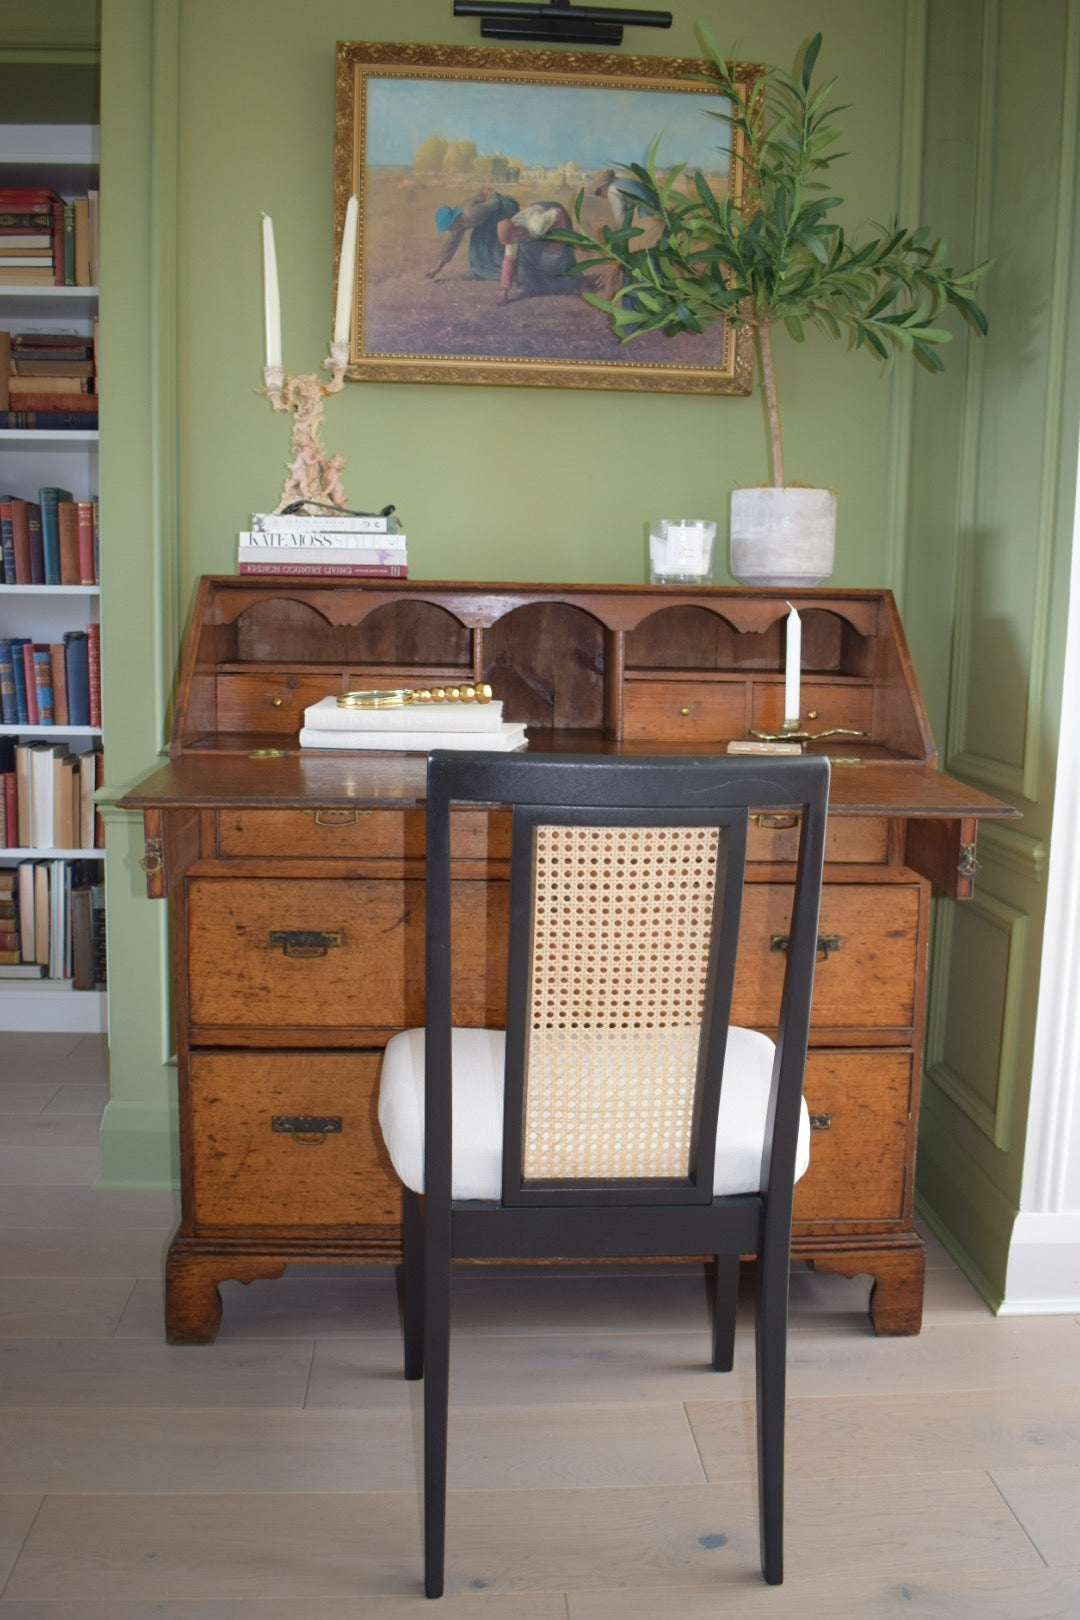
top-left (999, 1211), bottom-right (1080, 1314)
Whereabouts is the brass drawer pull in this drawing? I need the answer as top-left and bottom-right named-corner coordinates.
top-left (755, 813), bottom-right (800, 831)
top-left (809, 1112), bottom-right (832, 1132)
top-left (310, 808), bottom-right (371, 827)
top-left (771, 932), bottom-right (843, 961)
top-left (679, 706), bottom-right (691, 716)
top-left (268, 929), bottom-right (342, 958)
top-left (272, 1114), bottom-right (342, 1146)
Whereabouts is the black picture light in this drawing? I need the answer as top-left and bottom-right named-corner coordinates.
top-left (453, 0), bottom-right (673, 46)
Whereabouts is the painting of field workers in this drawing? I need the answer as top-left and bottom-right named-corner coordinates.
top-left (348, 55), bottom-right (742, 390)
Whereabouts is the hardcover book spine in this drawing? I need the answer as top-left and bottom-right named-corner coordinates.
top-left (86, 623), bottom-right (101, 727)
top-left (49, 644), bottom-right (69, 726)
top-left (26, 503), bottom-right (44, 584)
top-left (237, 561), bottom-right (409, 578)
top-left (63, 632), bottom-right (90, 727)
top-left (20, 643), bottom-right (39, 725)
top-left (0, 639), bottom-right (15, 724)
top-left (0, 500), bottom-right (15, 584)
top-left (57, 501), bottom-right (81, 585)
top-left (10, 499), bottom-right (31, 584)
top-left (32, 647), bottom-right (54, 725)
top-left (9, 640), bottom-right (29, 724)
top-left (38, 488), bottom-right (72, 585)
top-left (76, 501), bottom-right (96, 584)
top-left (51, 197), bottom-right (64, 287)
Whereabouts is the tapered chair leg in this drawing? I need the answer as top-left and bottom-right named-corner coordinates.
top-left (711, 1253), bottom-right (740, 1372)
top-left (423, 1220), bottom-right (452, 1599)
top-left (402, 1188), bottom-right (424, 1381)
top-left (754, 1243), bottom-right (790, 1585)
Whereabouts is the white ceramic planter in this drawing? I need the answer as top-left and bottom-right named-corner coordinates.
top-left (729, 487), bottom-right (837, 588)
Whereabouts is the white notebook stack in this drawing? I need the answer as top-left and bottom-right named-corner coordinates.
top-left (299, 695), bottom-right (527, 752)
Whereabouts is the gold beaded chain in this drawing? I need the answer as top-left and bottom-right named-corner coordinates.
top-left (337, 683), bottom-right (493, 710)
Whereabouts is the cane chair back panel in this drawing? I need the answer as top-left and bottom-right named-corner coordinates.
top-left (523, 822), bottom-right (723, 1183)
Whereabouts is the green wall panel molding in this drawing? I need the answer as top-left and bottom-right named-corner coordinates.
top-left (925, 891), bottom-right (1029, 1150)
top-left (977, 821), bottom-right (1049, 885)
top-left (945, 0), bottom-right (1079, 806)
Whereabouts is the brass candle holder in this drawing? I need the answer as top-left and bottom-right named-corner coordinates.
top-left (262, 340), bottom-right (350, 515)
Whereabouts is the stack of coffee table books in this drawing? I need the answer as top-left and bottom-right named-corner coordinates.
top-left (299, 690), bottom-right (527, 752)
top-left (236, 510), bottom-right (407, 578)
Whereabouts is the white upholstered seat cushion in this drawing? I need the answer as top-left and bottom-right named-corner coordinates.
top-left (377, 1025), bottom-right (811, 1200)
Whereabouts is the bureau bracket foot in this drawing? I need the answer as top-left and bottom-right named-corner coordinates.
top-left (803, 1240), bottom-right (926, 1336)
top-left (165, 1247), bottom-right (287, 1345)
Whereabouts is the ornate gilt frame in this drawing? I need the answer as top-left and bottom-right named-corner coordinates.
top-left (333, 40), bottom-right (755, 394)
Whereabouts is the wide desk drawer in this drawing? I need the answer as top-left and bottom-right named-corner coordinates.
top-left (216, 808), bottom-right (510, 862)
top-left (189, 1050), bottom-right (400, 1227)
top-left (793, 1050), bottom-right (911, 1224)
top-left (732, 882), bottom-right (921, 1031)
top-left (185, 876), bottom-right (505, 1031)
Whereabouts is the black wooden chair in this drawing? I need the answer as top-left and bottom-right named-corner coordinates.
top-left (378, 750), bottom-right (829, 1598)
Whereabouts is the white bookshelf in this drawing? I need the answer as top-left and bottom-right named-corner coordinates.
top-left (1, 123), bottom-right (104, 1034)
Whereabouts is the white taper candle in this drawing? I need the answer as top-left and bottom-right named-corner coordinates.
top-left (261, 213), bottom-right (282, 369)
top-left (784, 601), bottom-right (801, 726)
top-left (333, 195), bottom-right (359, 347)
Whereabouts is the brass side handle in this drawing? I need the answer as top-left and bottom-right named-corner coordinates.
top-left (754, 813), bottom-right (800, 831)
top-left (268, 929), bottom-right (342, 958)
top-left (771, 932), bottom-right (843, 961)
top-left (139, 836), bottom-right (163, 876)
top-left (272, 1114), bottom-right (342, 1146)
top-left (809, 1112), bottom-right (832, 1131)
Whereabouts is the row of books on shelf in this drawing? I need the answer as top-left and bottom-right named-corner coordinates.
top-left (0, 628), bottom-right (100, 727)
top-left (0, 862), bottom-right (105, 988)
top-left (0, 187), bottom-right (99, 288)
top-left (0, 740), bottom-right (103, 852)
top-left (0, 331), bottom-right (98, 431)
top-left (237, 508), bottom-right (408, 578)
top-left (0, 489), bottom-right (99, 585)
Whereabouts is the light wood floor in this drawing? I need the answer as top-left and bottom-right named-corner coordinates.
top-left (2, 1033), bottom-right (1080, 1618)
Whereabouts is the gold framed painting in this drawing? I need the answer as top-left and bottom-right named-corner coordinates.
top-left (332, 41), bottom-right (755, 394)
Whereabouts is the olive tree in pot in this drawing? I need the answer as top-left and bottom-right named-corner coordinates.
top-left (561, 32), bottom-right (990, 586)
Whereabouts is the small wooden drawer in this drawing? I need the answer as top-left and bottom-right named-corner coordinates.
top-left (216, 673), bottom-right (343, 735)
top-left (218, 808), bottom-right (425, 860)
top-left (216, 808), bottom-right (512, 862)
top-left (751, 678), bottom-right (874, 737)
top-left (622, 679), bottom-right (748, 742)
top-left (731, 882), bottom-right (921, 1031)
top-left (747, 812), bottom-right (889, 866)
top-left (186, 876), bottom-right (507, 1032)
top-left (793, 1050), bottom-right (911, 1224)
top-left (189, 1050), bottom-right (401, 1227)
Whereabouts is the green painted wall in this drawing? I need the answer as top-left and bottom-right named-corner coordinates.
top-left (173, 0), bottom-right (917, 598)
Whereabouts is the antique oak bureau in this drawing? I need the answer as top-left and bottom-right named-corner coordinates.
top-left (121, 577), bottom-right (1012, 1344)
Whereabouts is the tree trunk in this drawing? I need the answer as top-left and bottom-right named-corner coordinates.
top-left (757, 320), bottom-right (785, 488)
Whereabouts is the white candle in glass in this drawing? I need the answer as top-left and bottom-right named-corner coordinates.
top-left (784, 601), bottom-right (802, 726)
top-left (261, 213), bottom-right (282, 369)
top-left (333, 194), bottom-right (359, 347)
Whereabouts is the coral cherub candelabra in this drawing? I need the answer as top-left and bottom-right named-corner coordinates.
top-left (260, 197), bottom-right (358, 515)
top-left (262, 343), bottom-right (349, 514)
